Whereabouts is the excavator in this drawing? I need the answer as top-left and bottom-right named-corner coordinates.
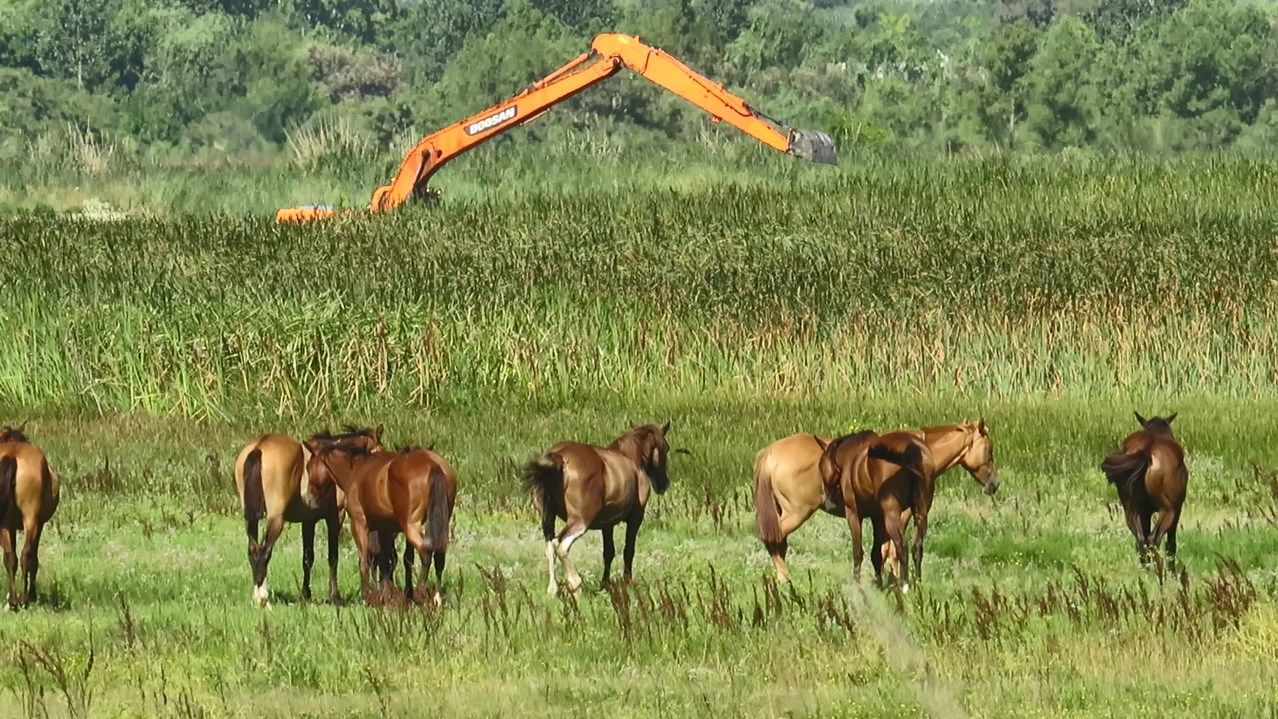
top-left (275, 33), bottom-right (836, 222)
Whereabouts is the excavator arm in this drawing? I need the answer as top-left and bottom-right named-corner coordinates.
top-left (275, 33), bottom-right (835, 223)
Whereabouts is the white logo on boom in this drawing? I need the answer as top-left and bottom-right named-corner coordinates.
top-left (465, 106), bottom-right (517, 135)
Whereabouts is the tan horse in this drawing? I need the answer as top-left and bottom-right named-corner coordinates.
top-left (815, 431), bottom-right (932, 589)
top-left (305, 443), bottom-right (457, 605)
top-left (1101, 412), bottom-right (1188, 566)
top-left (0, 425), bottom-right (59, 609)
top-left (234, 425), bottom-right (383, 607)
top-left (523, 423), bottom-right (677, 597)
top-left (754, 420), bottom-right (999, 581)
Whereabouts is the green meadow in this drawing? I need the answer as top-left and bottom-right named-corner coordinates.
top-left (1, 155), bottom-right (1277, 717)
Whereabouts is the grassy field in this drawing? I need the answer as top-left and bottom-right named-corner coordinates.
top-left (1, 155), bottom-right (1277, 717)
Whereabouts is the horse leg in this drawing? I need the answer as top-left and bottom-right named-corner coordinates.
top-left (1124, 509), bottom-right (1148, 564)
top-left (21, 520), bottom-right (42, 606)
top-left (542, 511), bottom-right (559, 596)
top-left (324, 513), bottom-right (341, 604)
top-left (431, 550), bottom-right (446, 607)
top-left (402, 525), bottom-right (436, 605)
top-left (771, 505), bottom-right (817, 583)
top-left (300, 519), bottom-right (316, 601)
top-left (0, 528), bottom-right (16, 610)
top-left (377, 532), bottom-right (398, 592)
top-left (843, 506), bottom-right (864, 583)
top-left (253, 515), bottom-right (284, 608)
top-left (1165, 515), bottom-right (1180, 568)
top-left (623, 515), bottom-right (644, 582)
top-left (869, 518), bottom-right (886, 587)
top-left (348, 517), bottom-right (374, 601)
top-left (555, 520), bottom-right (589, 597)
top-left (402, 541), bottom-right (415, 600)
top-left (912, 502), bottom-right (931, 584)
top-left (1150, 510), bottom-right (1178, 567)
top-left (601, 526), bottom-right (616, 587)
top-left (884, 509), bottom-right (909, 592)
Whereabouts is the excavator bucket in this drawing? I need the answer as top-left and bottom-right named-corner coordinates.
top-left (789, 130), bottom-right (837, 165)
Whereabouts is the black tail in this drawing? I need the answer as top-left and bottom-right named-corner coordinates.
top-left (0, 456), bottom-right (15, 520)
top-left (868, 442), bottom-right (925, 478)
top-left (1101, 449), bottom-right (1149, 489)
top-left (242, 448), bottom-right (265, 542)
top-left (523, 452), bottom-right (564, 519)
top-left (426, 466), bottom-right (452, 552)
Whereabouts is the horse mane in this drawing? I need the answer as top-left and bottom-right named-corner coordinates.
top-left (610, 424), bottom-right (669, 493)
top-left (1140, 418), bottom-right (1175, 437)
top-left (0, 426), bottom-right (29, 443)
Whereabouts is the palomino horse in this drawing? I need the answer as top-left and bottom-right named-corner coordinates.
top-left (814, 431), bottom-right (932, 588)
top-left (754, 420), bottom-right (999, 581)
top-left (0, 425), bottom-right (59, 609)
top-left (235, 425), bottom-right (383, 607)
top-left (305, 442), bottom-right (457, 604)
top-left (1101, 413), bottom-right (1188, 565)
top-left (523, 422), bottom-right (677, 597)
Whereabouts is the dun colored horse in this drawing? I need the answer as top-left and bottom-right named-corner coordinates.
top-left (814, 431), bottom-right (932, 589)
top-left (754, 420), bottom-right (999, 581)
top-left (523, 422), bottom-right (677, 597)
top-left (235, 425), bottom-right (383, 607)
top-left (0, 425), bottom-right (59, 609)
top-left (1101, 412), bottom-right (1188, 565)
top-left (305, 442), bottom-right (457, 604)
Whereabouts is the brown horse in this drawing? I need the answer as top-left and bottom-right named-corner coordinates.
top-left (1101, 412), bottom-right (1188, 565)
top-left (305, 442), bottom-right (457, 604)
top-left (523, 422), bottom-right (676, 597)
top-left (754, 420), bottom-right (999, 581)
top-left (814, 431), bottom-right (932, 589)
top-left (235, 425), bottom-right (383, 607)
top-left (0, 425), bottom-right (59, 609)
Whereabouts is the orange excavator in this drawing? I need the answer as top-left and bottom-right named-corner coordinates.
top-left (275, 33), bottom-right (836, 222)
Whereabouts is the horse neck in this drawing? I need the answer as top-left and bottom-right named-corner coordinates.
top-left (922, 426), bottom-right (970, 476)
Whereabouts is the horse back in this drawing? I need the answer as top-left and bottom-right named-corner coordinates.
top-left (552, 442), bottom-right (636, 527)
top-left (0, 441), bottom-right (57, 528)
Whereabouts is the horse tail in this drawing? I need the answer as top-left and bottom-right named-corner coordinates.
top-left (242, 448), bottom-right (265, 543)
top-left (1101, 449), bottom-right (1149, 489)
top-left (0, 456), bottom-right (15, 521)
top-left (754, 449), bottom-right (784, 545)
top-left (425, 465), bottom-right (452, 552)
top-left (868, 441), bottom-right (925, 479)
top-left (523, 452), bottom-right (564, 520)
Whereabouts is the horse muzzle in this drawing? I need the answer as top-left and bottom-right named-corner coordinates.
top-left (983, 474), bottom-right (1001, 496)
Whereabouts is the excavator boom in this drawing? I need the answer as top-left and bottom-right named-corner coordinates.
top-left (275, 33), bottom-right (835, 223)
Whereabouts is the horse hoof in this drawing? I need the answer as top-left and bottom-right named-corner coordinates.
top-left (432, 591), bottom-right (443, 608)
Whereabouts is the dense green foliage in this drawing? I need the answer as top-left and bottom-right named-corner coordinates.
top-left (1, 0), bottom-right (1277, 177)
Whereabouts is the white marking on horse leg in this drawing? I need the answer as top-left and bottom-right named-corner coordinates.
top-left (556, 527), bottom-right (587, 593)
top-left (432, 590), bottom-right (442, 607)
top-left (545, 540), bottom-right (559, 596)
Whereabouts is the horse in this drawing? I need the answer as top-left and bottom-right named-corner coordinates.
top-left (0, 425), bottom-right (59, 609)
top-left (754, 419), bottom-right (999, 581)
top-left (1101, 412), bottom-right (1188, 566)
top-left (523, 422), bottom-right (677, 597)
top-left (234, 425), bottom-right (383, 607)
top-left (814, 431), bottom-right (932, 589)
top-left (305, 442), bottom-right (457, 605)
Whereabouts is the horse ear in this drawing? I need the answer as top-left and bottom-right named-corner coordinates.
top-left (303, 439), bottom-right (321, 454)
top-left (661, 420), bottom-right (671, 435)
top-left (978, 419), bottom-right (988, 436)
top-left (812, 435), bottom-right (830, 451)
top-left (375, 423), bottom-right (384, 440)
top-left (1134, 412), bottom-right (1147, 425)
top-left (1166, 412), bottom-right (1177, 424)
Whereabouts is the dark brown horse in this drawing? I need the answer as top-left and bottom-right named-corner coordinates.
top-left (1101, 412), bottom-right (1188, 565)
top-left (0, 425), bottom-right (59, 609)
top-left (305, 442), bottom-right (457, 605)
top-left (523, 422), bottom-right (676, 597)
top-left (235, 425), bottom-right (383, 607)
top-left (815, 431), bottom-right (932, 590)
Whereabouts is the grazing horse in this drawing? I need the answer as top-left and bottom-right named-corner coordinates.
top-left (1101, 412), bottom-right (1188, 565)
top-left (814, 431), bottom-right (932, 589)
top-left (754, 420), bottom-right (999, 581)
top-left (0, 425), bottom-right (59, 609)
top-left (305, 443), bottom-right (457, 605)
top-left (523, 422), bottom-right (676, 597)
top-left (234, 425), bottom-right (383, 607)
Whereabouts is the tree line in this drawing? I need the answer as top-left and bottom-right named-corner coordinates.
top-left (2, 0), bottom-right (1276, 164)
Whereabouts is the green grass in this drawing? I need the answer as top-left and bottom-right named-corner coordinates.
top-left (1, 155), bottom-right (1277, 717)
